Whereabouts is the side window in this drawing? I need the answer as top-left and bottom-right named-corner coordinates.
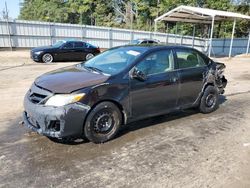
top-left (63, 42), bottom-right (74, 49)
top-left (176, 49), bottom-right (206, 69)
top-left (74, 42), bottom-right (84, 48)
top-left (136, 50), bottom-right (174, 76)
top-left (141, 41), bottom-right (147, 44)
top-left (82, 42), bottom-right (87, 47)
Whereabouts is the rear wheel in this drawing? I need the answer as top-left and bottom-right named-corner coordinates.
top-left (199, 85), bottom-right (219, 113)
top-left (42, 53), bottom-right (53, 63)
top-left (84, 102), bottom-right (122, 143)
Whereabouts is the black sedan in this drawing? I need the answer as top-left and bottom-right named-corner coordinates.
top-left (23, 45), bottom-right (227, 143)
top-left (30, 40), bottom-right (101, 63)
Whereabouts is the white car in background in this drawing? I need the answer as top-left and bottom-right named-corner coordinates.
top-left (129, 39), bottom-right (160, 45)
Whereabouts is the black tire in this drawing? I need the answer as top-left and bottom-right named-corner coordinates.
top-left (84, 102), bottom-right (122, 143)
top-left (42, 53), bottom-right (53, 63)
top-left (85, 53), bottom-right (94, 60)
top-left (199, 85), bottom-right (219, 114)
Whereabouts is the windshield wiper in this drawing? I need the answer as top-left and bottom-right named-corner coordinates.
top-left (84, 65), bottom-right (103, 74)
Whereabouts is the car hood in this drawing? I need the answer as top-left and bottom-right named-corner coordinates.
top-left (31, 46), bottom-right (56, 52)
top-left (35, 65), bottom-right (110, 93)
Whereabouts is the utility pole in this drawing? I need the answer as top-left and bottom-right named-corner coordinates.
top-left (5, 1), bottom-right (12, 51)
top-left (157, 0), bottom-right (160, 17)
top-left (127, 2), bottom-right (134, 30)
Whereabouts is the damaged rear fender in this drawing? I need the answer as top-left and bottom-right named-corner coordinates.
top-left (193, 67), bottom-right (221, 106)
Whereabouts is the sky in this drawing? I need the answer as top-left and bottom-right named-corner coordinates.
top-left (0, 0), bottom-right (21, 19)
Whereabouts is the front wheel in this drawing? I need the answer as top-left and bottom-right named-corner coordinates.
top-left (199, 85), bottom-right (219, 113)
top-left (84, 102), bottom-right (122, 143)
top-left (42, 53), bottom-right (53, 63)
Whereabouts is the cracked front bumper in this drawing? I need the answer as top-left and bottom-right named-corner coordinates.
top-left (23, 94), bottom-right (90, 138)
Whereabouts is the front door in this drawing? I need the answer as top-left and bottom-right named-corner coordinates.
top-left (130, 49), bottom-right (179, 119)
top-left (57, 41), bottom-right (78, 61)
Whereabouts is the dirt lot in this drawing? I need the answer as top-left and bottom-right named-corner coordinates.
top-left (0, 51), bottom-right (250, 188)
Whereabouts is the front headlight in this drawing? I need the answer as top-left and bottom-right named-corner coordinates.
top-left (45, 93), bottom-right (85, 107)
top-left (34, 51), bottom-right (43, 55)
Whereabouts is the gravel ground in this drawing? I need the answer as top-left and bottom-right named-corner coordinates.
top-left (0, 51), bottom-right (250, 188)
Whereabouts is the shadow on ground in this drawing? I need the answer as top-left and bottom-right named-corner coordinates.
top-left (45, 95), bottom-right (227, 145)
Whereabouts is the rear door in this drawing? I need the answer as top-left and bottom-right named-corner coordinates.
top-left (130, 49), bottom-right (179, 118)
top-left (73, 41), bottom-right (87, 60)
top-left (174, 48), bottom-right (208, 106)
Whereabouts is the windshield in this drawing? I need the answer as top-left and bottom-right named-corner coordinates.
top-left (52, 41), bottom-right (65, 48)
top-left (129, 40), bottom-right (140, 45)
top-left (81, 47), bottom-right (146, 75)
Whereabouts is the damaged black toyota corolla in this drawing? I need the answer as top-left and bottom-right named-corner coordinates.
top-left (23, 45), bottom-right (227, 143)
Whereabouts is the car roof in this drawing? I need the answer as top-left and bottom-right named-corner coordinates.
top-left (112, 44), bottom-right (196, 51)
top-left (133, 38), bottom-right (159, 42)
top-left (134, 38), bottom-right (156, 40)
top-left (61, 39), bottom-right (85, 43)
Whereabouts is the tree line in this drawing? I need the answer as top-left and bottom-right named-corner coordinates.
top-left (19, 0), bottom-right (250, 38)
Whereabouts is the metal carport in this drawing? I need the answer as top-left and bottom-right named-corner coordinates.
top-left (154, 5), bottom-right (250, 57)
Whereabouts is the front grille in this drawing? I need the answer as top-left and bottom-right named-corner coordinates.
top-left (29, 93), bottom-right (47, 104)
top-left (28, 83), bottom-right (52, 104)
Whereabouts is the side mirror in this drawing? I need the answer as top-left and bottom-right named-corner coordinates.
top-left (131, 68), bottom-right (147, 81)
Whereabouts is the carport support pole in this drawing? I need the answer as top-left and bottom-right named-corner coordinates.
top-left (246, 31), bottom-right (250, 55)
top-left (154, 21), bottom-right (158, 37)
top-left (192, 24), bottom-right (196, 48)
top-left (175, 23), bottom-right (178, 45)
top-left (229, 18), bottom-right (236, 58)
top-left (208, 16), bottom-right (215, 57)
top-left (154, 21), bottom-right (157, 32)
